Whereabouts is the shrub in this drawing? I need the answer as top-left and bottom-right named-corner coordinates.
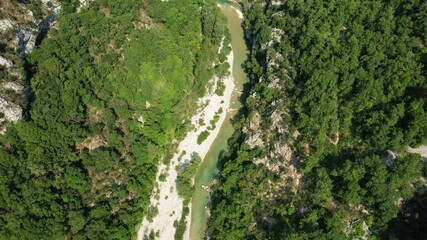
top-left (197, 130), bottom-right (210, 144)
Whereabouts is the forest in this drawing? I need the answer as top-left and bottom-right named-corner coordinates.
top-left (208, 0), bottom-right (427, 239)
top-left (0, 0), bottom-right (226, 239)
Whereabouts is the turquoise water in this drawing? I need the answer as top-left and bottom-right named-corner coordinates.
top-left (189, 3), bottom-right (248, 240)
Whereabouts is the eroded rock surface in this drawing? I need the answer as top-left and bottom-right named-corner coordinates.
top-left (0, 0), bottom-right (61, 134)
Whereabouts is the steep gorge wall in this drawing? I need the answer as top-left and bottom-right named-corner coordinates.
top-left (0, 0), bottom-right (60, 134)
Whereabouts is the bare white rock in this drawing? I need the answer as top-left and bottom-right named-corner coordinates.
top-left (0, 56), bottom-right (13, 67)
top-left (17, 29), bottom-right (36, 55)
top-left (0, 97), bottom-right (22, 123)
top-left (0, 19), bottom-right (14, 31)
top-left (1, 82), bottom-right (24, 92)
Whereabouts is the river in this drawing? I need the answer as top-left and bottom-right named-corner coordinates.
top-left (189, 2), bottom-right (248, 239)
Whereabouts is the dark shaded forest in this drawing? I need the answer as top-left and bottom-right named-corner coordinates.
top-left (0, 0), bottom-right (226, 239)
top-left (208, 0), bottom-right (427, 239)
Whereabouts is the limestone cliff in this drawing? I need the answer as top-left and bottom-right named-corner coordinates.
top-left (0, 0), bottom-right (60, 134)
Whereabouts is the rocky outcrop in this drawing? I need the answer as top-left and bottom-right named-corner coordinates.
top-left (0, 96), bottom-right (22, 134)
top-left (17, 28), bottom-right (36, 56)
top-left (0, 97), bottom-right (22, 123)
top-left (0, 0), bottom-right (61, 134)
top-left (0, 56), bottom-right (13, 67)
top-left (0, 81), bottom-right (24, 92)
top-left (0, 19), bottom-right (14, 31)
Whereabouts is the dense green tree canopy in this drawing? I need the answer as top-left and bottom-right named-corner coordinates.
top-left (0, 0), bottom-right (226, 239)
top-left (208, 0), bottom-right (427, 239)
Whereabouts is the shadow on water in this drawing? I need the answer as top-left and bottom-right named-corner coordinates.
top-left (215, 149), bottom-right (226, 171)
top-left (236, 79), bottom-right (251, 119)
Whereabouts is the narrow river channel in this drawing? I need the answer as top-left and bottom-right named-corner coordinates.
top-left (189, 3), bottom-right (248, 239)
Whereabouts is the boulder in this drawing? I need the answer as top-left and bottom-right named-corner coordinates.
top-left (0, 19), bottom-right (14, 31)
top-left (0, 97), bottom-right (22, 123)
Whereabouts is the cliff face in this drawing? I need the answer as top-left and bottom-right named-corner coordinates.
top-left (241, 0), bottom-right (301, 194)
top-left (0, 0), bottom-right (60, 134)
top-left (208, 0), bottom-right (426, 239)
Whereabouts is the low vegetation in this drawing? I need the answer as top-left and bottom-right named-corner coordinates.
top-left (215, 79), bottom-right (226, 96)
top-left (175, 154), bottom-right (202, 240)
top-left (176, 155), bottom-right (202, 201)
top-left (197, 130), bottom-right (210, 145)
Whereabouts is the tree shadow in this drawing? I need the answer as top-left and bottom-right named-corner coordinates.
top-left (387, 190), bottom-right (427, 240)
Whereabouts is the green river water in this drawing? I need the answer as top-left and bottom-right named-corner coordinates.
top-left (189, 3), bottom-right (248, 239)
